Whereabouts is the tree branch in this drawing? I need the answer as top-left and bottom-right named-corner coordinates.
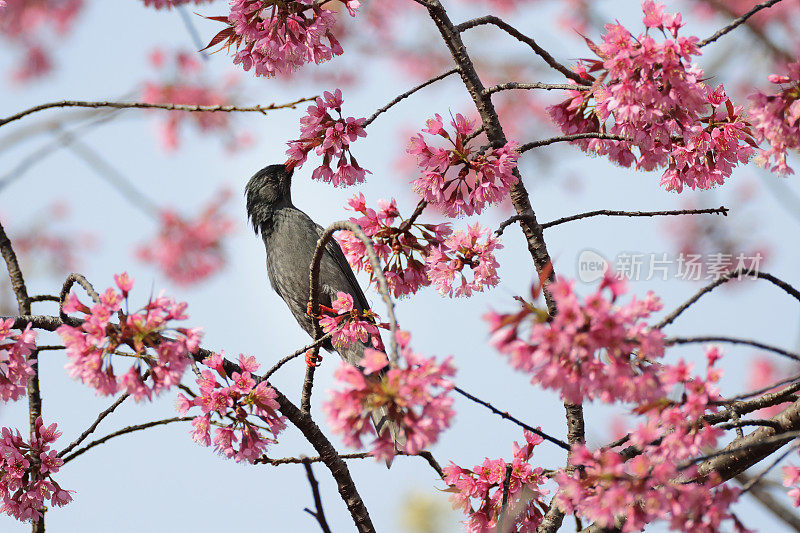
top-left (667, 335), bottom-right (800, 362)
top-left (698, 0), bottom-right (786, 48)
top-left (58, 393), bottom-right (130, 458)
top-left (455, 15), bottom-right (590, 85)
top-left (363, 68), bottom-right (459, 127)
top-left (0, 97), bottom-right (316, 128)
top-left (483, 82), bottom-right (588, 96)
top-left (302, 220), bottom-right (400, 413)
top-left (518, 132), bottom-right (629, 152)
top-left (657, 269), bottom-right (800, 329)
top-left (302, 457), bottom-right (333, 533)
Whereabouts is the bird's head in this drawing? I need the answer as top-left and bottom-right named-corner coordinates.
top-left (245, 164), bottom-right (294, 234)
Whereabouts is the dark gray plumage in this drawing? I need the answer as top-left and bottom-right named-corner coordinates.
top-left (245, 164), bottom-right (404, 453)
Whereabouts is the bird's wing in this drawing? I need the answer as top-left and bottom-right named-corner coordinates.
top-left (315, 223), bottom-right (372, 312)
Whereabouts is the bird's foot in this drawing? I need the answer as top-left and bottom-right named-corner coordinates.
top-left (306, 302), bottom-right (337, 318)
top-left (305, 350), bottom-right (322, 367)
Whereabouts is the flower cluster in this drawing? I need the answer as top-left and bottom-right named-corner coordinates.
top-left (319, 292), bottom-right (383, 350)
top-left (408, 113), bottom-right (519, 217)
top-left (0, 0), bottom-right (83, 83)
top-left (286, 89), bottom-right (368, 186)
top-left (548, 1), bottom-right (755, 192)
top-left (137, 191), bottom-right (235, 285)
top-left (335, 194), bottom-right (451, 297)
top-left (425, 223), bottom-right (502, 298)
top-left (207, 1), bottom-right (357, 78)
top-left (748, 61), bottom-right (800, 175)
top-left (324, 332), bottom-right (455, 462)
top-left (141, 0), bottom-right (212, 8)
top-left (486, 272), bottom-right (665, 404)
top-left (444, 431), bottom-right (549, 533)
top-left (177, 353), bottom-right (286, 463)
top-left (784, 465), bottom-right (800, 507)
top-left (556, 348), bottom-right (742, 532)
top-left (142, 49), bottom-right (251, 152)
top-left (0, 418), bottom-right (72, 521)
top-left (0, 320), bottom-right (36, 403)
top-left (57, 273), bottom-right (201, 400)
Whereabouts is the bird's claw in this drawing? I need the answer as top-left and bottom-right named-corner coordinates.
top-left (305, 350), bottom-right (322, 367)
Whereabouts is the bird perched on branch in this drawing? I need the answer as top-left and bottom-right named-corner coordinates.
top-left (245, 163), bottom-right (405, 456)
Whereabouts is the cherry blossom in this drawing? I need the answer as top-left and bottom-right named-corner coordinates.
top-left (141, 0), bottom-right (212, 9)
top-left (57, 273), bottom-right (201, 400)
top-left (142, 49), bottom-right (251, 152)
top-left (206, 1), bottom-right (357, 78)
top-left (548, 1), bottom-right (755, 192)
top-left (784, 465), bottom-right (800, 507)
top-left (409, 113), bottom-right (519, 217)
top-left (177, 353), bottom-right (286, 463)
top-left (0, 0), bottom-right (83, 82)
top-left (444, 431), bottom-right (549, 532)
top-left (748, 61), bottom-right (800, 175)
top-left (334, 194), bottom-right (452, 298)
top-left (0, 418), bottom-right (72, 521)
top-left (556, 349), bottom-right (743, 532)
top-left (137, 190), bottom-right (235, 285)
top-left (0, 320), bottom-right (36, 403)
top-left (425, 222), bottom-right (502, 298)
top-left (286, 89), bottom-right (368, 186)
top-left (486, 271), bottom-right (665, 404)
top-left (324, 331), bottom-right (456, 462)
top-left (318, 292), bottom-right (384, 350)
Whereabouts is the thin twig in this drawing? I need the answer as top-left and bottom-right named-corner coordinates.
top-left (483, 82), bottom-right (588, 96)
top-left (177, 5), bottom-right (209, 59)
top-left (518, 132), bottom-right (629, 152)
top-left (657, 269), bottom-right (800, 329)
top-left (541, 206), bottom-right (728, 229)
top-left (698, 0), bottom-right (785, 47)
top-left (28, 295), bottom-right (60, 303)
top-left (302, 457), bottom-right (333, 533)
top-left (455, 15), bottom-right (590, 85)
top-left (303, 221), bottom-right (400, 413)
top-left (398, 200), bottom-right (428, 233)
top-left (363, 68), bottom-right (459, 127)
top-left (497, 463), bottom-right (514, 533)
top-left (59, 273), bottom-right (101, 320)
top-left (735, 472), bottom-right (800, 531)
top-left (262, 333), bottom-right (333, 382)
top-left (0, 97), bottom-right (316, 128)
top-left (58, 394), bottom-right (130, 457)
top-left (62, 416), bottom-right (193, 464)
top-left (454, 386), bottom-right (570, 450)
top-left (667, 336), bottom-right (800, 362)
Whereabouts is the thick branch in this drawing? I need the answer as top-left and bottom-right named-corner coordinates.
top-left (0, 97), bottom-right (316, 128)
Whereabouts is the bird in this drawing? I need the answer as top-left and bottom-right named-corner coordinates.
top-left (245, 163), bottom-right (405, 457)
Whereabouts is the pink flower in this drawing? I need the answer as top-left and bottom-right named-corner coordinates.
top-left (318, 292), bottom-right (382, 349)
top-left (141, 0), bottom-right (212, 8)
top-left (137, 190), bottom-right (235, 285)
top-left (323, 331), bottom-right (455, 461)
top-left (0, 320), bottom-right (37, 402)
top-left (547, 2), bottom-right (755, 192)
top-left (57, 276), bottom-right (200, 400)
top-left (556, 350), bottom-right (739, 532)
top-left (426, 223), bottom-right (502, 297)
top-left (286, 89), bottom-right (369, 186)
top-left (335, 194), bottom-right (452, 298)
top-left (206, 1), bottom-right (356, 78)
top-left (409, 113), bottom-right (519, 216)
top-left (487, 274), bottom-right (665, 404)
top-left (0, 418), bottom-right (72, 521)
top-left (749, 61), bottom-right (800, 175)
top-left (181, 354), bottom-right (285, 463)
top-left (142, 49), bottom-right (250, 152)
top-left (444, 431), bottom-right (549, 532)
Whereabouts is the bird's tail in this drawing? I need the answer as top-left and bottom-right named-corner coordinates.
top-left (370, 405), bottom-right (407, 469)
